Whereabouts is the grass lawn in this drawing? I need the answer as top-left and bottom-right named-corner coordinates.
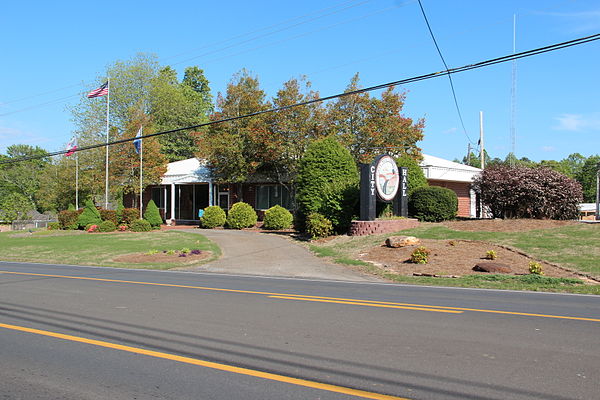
top-left (0, 230), bottom-right (220, 269)
top-left (308, 223), bottom-right (600, 295)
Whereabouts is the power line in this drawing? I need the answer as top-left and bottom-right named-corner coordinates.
top-left (2, 32), bottom-right (599, 165)
top-left (417, 0), bottom-right (473, 144)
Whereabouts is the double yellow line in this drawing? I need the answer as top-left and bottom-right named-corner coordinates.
top-left (1, 270), bottom-right (599, 321)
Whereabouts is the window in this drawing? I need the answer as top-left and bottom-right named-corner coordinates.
top-left (256, 185), bottom-right (292, 210)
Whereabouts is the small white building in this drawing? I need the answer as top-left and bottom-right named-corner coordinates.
top-left (420, 154), bottom-right (482, 218)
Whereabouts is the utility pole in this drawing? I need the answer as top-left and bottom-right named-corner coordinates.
top-left (479, 111), bottom-right (485, 170)
top-left (596, 163), bottom-right (600, 221)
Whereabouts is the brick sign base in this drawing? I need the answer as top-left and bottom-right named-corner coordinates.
top-left (348, 218), bottom-right (419, 236)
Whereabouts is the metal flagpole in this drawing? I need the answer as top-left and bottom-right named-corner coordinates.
top-left (139, 126), bottom-right (143, 219)
top-left (75, 152), bottom-right (79, 210)
top-left (105, 77), bottom-right (110, 209)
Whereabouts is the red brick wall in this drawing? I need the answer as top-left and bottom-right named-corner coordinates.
top-left (427, 180), bottom-right (472, 217)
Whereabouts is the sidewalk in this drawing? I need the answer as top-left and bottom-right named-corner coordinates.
top-left (177, 228), bottom-right (383, 282)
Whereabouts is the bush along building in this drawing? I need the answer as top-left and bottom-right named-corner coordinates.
top-left (126, 154), bottom-right (481, 225)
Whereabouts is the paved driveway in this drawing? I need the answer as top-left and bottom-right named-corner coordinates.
top-left (179, 229), bottom-right (382, 282)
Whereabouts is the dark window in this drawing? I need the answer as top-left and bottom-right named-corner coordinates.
top-left (256, 185), bottom-right (291, 210)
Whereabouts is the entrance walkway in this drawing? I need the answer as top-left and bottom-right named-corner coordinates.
top-left (178, 229), bottom-right (383, 282)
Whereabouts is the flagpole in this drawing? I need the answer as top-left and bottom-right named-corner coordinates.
top-left (75, 152), bottom-right (79, 210)
top-left (139, 126), bottom-right (143, 219)
top-left (105, 77), bottom-right (110, 209)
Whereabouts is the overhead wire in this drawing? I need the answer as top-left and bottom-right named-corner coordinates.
top-left (417, 0), bottom-right (474, 144)
top-left (1, 32), bottom-right (598, 165)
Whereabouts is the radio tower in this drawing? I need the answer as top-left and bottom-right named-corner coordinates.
top-left (510, 14), bottom-right (517, 166)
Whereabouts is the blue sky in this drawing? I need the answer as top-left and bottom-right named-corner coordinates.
top-left (1, 0), bottom-right (599, 162)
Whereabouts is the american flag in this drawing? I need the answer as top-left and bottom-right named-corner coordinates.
top-left (87, 82), bottom-right (109, 98)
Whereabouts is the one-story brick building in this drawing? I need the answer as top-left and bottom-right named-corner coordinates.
top-left (132, 154), bottom-right (482, 223)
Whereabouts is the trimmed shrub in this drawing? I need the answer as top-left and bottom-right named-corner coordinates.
top-left (47, 222), bottom-right (60, 230)
top-left (143, 200), bottom-right (163, 228)
top-left (67, 204), bottom-right (76, 211)
top-left (472, 165), bottom-right (582, 219)
top-left (99, 209), bottom-right (118, 226)
top-left (58, 210), bottom-right (79, 230)
top-left (296, 137), bottom-right (359, 232)
top-left (263, 205), bottom-right (293, 230)
top-left (409, 186), bottom-right (458, 222)
top-left (130, 219), bottom-right (152, 232)
top-left (98, 220), bottom-right (116, 232)
top-left (121, 208), bottom-right (139, 225)
top-left (306, 212), bottom-right (333, 239)
top-left (395, 154), bottom-right (429, 196)
top-left (226, 202), bottom-right (258, 229)
top-left (200, 206), bottom-right (226, 229)
top-left (77, 200), bottom-right (102, 229)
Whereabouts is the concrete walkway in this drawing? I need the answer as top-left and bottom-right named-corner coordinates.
top-left (178, 229), bottom-right (382, 282)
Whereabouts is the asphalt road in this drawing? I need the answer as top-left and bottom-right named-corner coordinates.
top-left (1, 261), bottom-right (599, 400)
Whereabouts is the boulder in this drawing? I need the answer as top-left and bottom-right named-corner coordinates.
top-left (473, 262), bottom-right (512, 274)
top-left (385, 236), bottom-right (421, 248)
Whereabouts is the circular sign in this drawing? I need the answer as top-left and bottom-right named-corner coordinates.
top-left (374, 155), bottom-right (399, 201)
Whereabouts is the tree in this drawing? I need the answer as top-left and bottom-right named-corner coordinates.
top-left (473, 165), bottom-right (582, 220)
top-left (0, 192), bottom-right (34, 223)
top-left (151, 66), bottom-right (212, 161)
top-left (576, 155), bottom-right (600, 202)
top-left (326, 74), bottom-right (424, 163)
top-left (198, 69), bottom-right (271, 187)
top-left (296, 137), bottom-right (359, 231)
top-left (0, 144), bottom-right (49, 206)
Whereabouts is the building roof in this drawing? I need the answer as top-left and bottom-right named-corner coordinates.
top-left (161, 158), bottom-right (212, 185)
top-left (420, 154), bottom-right (481, 183)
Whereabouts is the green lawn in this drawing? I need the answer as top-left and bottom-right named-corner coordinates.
top-left (0, 230), bottom-right (220, 269)
top-left (308, 223), bottom-right (600, 294)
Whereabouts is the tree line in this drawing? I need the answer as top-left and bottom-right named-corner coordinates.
top-left (0, 53), bottom-right (424, 221)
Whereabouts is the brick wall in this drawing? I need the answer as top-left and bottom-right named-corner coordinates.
top-left (427, 180), bottom-right (472, 217)
top-left (349, 219), bottom-right (419, 236)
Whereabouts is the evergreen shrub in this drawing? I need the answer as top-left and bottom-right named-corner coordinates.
top-left (67, 204), bottom-right (76, 211)
top-left (98, 220), bottom-right (116, 232)
top-left (47, 222), bottom-right (60, 230)
top-left (226, 202), bottom-right (257, 229)
top-left (99, 209), bottom-right (118, 225)
top-left (394, 154), bottom-right (429, 195)
top-left (263, 205), bottom-right (293, 230)
top-left (409, 186), bottom-right (458, 222)
top-left (305, 212), bottom-right (333, 239)
top-left (143, 200), bottom-right (163, 228)
top-left (130, 219), bottom-right (152, 232)
top-left (200, 206), bottom-right (226, 228)
top-left (296, 137), bottom-right (358, 232)
top-left (58, 210), bottom-right (79, 230)
top-left (77, 200), bottom-right (102, 229)
top-left (121, 208), bottom-right (139, 225)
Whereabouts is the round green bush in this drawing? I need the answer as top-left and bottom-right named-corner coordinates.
top-left (306, 212), bottom-right (333, 239)
top-left (226, 202), bottom-right (257, 229)
top-left (77, 200), bottom-right (102, 229)
top-left (263, 205), bottom-right (293, 230)
top-left (143, 199), bottom-right (163, 228)
top-left (200, 206), bottom-right (226, 228)
top-left (98, 220), bottom-right (117, 232)
top-left (130, 219), bottom-right (152, 232)
top-left (409, 186), bottom-right (458, 222)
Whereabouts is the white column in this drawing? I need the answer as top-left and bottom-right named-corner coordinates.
top-left (170, 183), bottom-right (176, 222)
top-left (208, 181), bottom-right (213, 206)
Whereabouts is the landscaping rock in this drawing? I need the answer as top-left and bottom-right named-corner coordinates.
top-left (473, 262), bottom-right (513, 274)
top-left (385, 236), bottom-right (420, 248)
